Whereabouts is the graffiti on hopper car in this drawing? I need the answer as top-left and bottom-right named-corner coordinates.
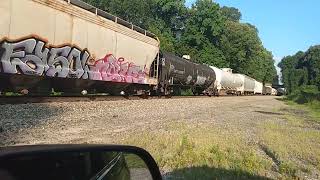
top-left (90, 54), bottom-right (147, 83)
top-left (0, 37), bottom-right (148, 84)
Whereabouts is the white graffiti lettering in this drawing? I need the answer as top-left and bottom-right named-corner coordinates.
top-left (195, 76), bottom-right (207, 85)
top-left (0, 37), bottom-right (148, 84)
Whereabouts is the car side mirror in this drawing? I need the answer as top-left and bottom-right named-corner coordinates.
top-left (0, 144), bottom-right (162, 180)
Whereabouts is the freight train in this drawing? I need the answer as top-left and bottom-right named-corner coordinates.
top-left (0, 0), bottom-right (277, 96)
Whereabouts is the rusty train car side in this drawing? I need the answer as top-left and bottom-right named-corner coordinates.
top-left (0, 0), bottom-right (160, 95)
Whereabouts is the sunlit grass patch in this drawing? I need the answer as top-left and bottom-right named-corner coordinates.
top-left (283, 100), bottom-right (320, 123)
top-left (260, 117), bottom-right (320, 178)
top-left (283, 114), bottom-right (305, 127)
top-left (121, 121), bottom-right (272, 179)
top-left (307, 101), bottom-right (320, 121)
top-left (164, 166), bottom-right (271, 180)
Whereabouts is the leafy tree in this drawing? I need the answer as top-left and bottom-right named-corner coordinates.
top-left (219, 21), bottom-right (276, 83)
top-left (278, 46), bottom-right (320, 94)
top-left (152, 0), bottom-right (187, 33)
top-left (149, 0), bottom-right (188, 52)
top-left (221, 6), bottom-right (241, 22)
top-left (177, 0), bottom-right (227, 66)
top-left (273, 75), bottom-right (280, 85)
top-left (148, 20), bottom-right (176, 52)
top-left (83, 0), bottom-right (153, 28)
top-left (304, 46), bottom-right (320, 88)
top-left (279, 52), bottom-right (303, 93)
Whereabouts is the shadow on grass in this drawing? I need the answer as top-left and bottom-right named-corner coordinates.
top-left (275, 97), bottom-right (287, 102)
top-left (254, 111), bottom-right (284, 116)
top-left (164, 166), bottom-right (272, 180)
top-left (0, 103), bottom-right (63, 145)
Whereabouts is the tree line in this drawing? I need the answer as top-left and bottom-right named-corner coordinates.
top-left (83, 0), bottom-right (277, 84)
top-left (279, 45), bottom-right (320, 95)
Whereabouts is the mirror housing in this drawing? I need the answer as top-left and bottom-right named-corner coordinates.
top-left (0, 144), bottom-right (162, 180)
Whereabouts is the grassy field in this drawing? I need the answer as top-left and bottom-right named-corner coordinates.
top-left (119, 99), bottom-right (320, 180)
top-left (122, 121), bottom-right (272, 179)
top-left (259, 112), bottom-right (320, 179)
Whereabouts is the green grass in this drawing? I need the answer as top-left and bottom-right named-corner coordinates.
top-left (259, 119), bottom-right (320, 178)
top-left (307, 101), bottom-right (320, 121)
top-left (1, 90), bottom-right (63, 96)
top-left (117, 99), bottom-right (320, 179)
top-left (284, 99), bottom-right (320, 123)
top-left (51, 91), bottom-right (63, 96)
top-left (120, 122), bottom-right (272, 179)
top-left (181, 88), bottom-right (194, 96)
top-left (259, 99), bottom-right (320, 179)
top-left (3, 92), bottom-right (22, 96)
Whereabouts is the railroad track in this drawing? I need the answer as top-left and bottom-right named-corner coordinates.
top-left (0, 93), bottom-right (264, 105)
top-left (0, 95), bottom-right (212, 105)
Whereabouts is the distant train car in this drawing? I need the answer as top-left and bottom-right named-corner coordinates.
top-left (263, 85), bottom-right (272, 95)
top-left (234, 74), bottom-right (245, 95)
top-left (0, 0), bottom-right (160, 95)
top-left (160, 53), bottom-right (216, 95)
top-left (254, 81), bottom-right (263, 95)
top-left (210, 67), bottom-right (243, 95)
top-left (243, 75), bottom-right (256, 95)
top-left (277, 88), bottom-right (286, 96)
top-left (235, 74), bottom-right (255, 95)
top-left (271, 88), bottom-right (278, 96)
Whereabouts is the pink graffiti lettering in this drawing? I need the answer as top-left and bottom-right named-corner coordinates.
top-left (88, 54), bottom-right (148, 84)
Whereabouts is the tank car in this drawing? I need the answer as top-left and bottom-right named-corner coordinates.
top-left (243, 75), bottom-right (256, 95)
top-left (254, 81), bottom-right (263, 95)
top-left (209, 67), bottom-right (243, 95)
top-left (234, 74), bottom-right (245, 95)
top-left (0, 0), bottom-right (160, 95)
top-left (159, 53), bottom-right (216, 95)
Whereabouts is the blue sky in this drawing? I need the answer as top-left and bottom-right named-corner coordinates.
top-left (185, 0), bottom-right (320, 67)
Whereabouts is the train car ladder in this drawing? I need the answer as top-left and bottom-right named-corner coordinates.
top-left (153, 53), bottom-right (160, 80)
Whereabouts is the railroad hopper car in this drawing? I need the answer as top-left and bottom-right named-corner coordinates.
top-left (254, 81), bottom-right (263, 95)
top-left (210, 67), bottom-right (243, 95)
top-left (160, 53), bottom-right (216, 95)
top-left (0, 0), bottom-right (160, 95)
